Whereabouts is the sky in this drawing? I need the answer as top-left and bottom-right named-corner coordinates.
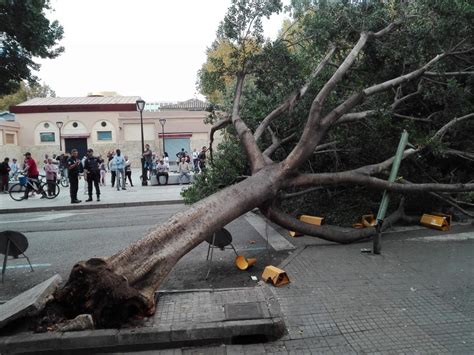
top-left (36, 0), bottom-right (289, 102)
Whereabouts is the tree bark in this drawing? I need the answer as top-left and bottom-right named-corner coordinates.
top-left (52, 165), bottom-right (286, 327)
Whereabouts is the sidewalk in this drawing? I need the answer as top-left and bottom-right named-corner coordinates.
top-left (183, 226), bottom-right (474, 354)
top-left (0, 169), bottom-right (186, 213)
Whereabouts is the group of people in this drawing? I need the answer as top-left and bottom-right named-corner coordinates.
top-left (142, 145), bottom-right (207, 185)
top-left (0, 153), bottom-right (61, 198)
top-left (0, 144), bottom-right (210, 201)
top-left (69, 148), bottom-right (134, 204)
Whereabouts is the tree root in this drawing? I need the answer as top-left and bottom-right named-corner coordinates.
top-left (37, 258), bottom-right (153, 330)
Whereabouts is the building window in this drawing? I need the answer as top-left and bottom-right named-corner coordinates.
top-left (40, 132), bottom-right (55, 142)
top-left (44, 122), bottom-right (50, 129)
top-left (101, 121), bottom-right (107, 127)
top-left (5, 133), bottom-right (15, 144)
top-left (72, 122), bottom-right (78, 128)
top-left (97, 131), bottom-right (112, 141)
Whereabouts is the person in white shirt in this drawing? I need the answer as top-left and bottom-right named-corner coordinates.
top-left (112, 149), bottom-right (126, 191)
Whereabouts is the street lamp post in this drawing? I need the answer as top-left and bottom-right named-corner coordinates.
top-left (56, 121), bottom-right (63, 151)
top-left (136, 99), bottom-right (147, 186)
top-left (159, 118), bottom-right (166, 157)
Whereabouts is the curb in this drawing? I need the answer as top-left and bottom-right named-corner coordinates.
top-left (0, 199), bottom-right (184, 214)
top-left (0, 318), bottom-right (286, 354)
top-left (0, 286), bottom-right (286, 354)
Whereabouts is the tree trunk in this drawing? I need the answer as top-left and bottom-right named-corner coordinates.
top-left (51, 165), bottom-right (285, 327)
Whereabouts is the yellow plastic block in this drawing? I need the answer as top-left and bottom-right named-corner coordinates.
top-left (288, 230), bottom-right (303, 237)
top-left (262, 265), bottom-right (290, 287)
top-left (362, 214), bottom-right (376, 227)
top-left (299, 215), bottom-right (325, 226)
top-left (235, 255), bottom-right (257, 270)
top-left (288, 214), bottom-right (325, 237)
top-left (420, 213), bottom-right (451, 231)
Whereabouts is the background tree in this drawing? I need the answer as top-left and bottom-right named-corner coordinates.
top-left (0, 0), bottom-right (63, 95)
top-left (41, 0), bottom-right (473, 329)
top-left (0, 81), bottom-right (56, 111)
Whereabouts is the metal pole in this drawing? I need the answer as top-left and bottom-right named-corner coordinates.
top-left (161, 124), bottom-right (165, 156)
top-left (58, 127), bottom-right (62, 152)
top-left (373, 130), bottom-right (409, 254)
top-left (140, 110), bottom-right (147, 186)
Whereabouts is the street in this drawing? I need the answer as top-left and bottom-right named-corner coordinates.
top-left (0, 205), bottom-right (290, 300)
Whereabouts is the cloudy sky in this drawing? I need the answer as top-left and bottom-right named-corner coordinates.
top-left (36, 0), bottom-right (288, 102)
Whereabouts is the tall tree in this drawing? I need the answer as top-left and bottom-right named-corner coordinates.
top-left (0, 0), bottom-right (63, 95)
top-left (0, 81), bottom-right (56, 111)
top-left (42, 0), bottom-right (473, 329)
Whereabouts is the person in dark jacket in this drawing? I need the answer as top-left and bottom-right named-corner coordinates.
top-left (83, 148), bottom-right (102, 202)
top-left (0, 157), bottom-right (10, 193)
top-left (67, 149), bottom-right (82, 203)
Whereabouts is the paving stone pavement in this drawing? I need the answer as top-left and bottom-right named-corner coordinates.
top-left (142, 229), bottom-right (473, 354)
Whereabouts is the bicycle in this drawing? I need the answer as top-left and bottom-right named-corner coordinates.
top-left (58, 170), bottom-right (69, 187)
top-left (8, 175), bottom-right (60, 201)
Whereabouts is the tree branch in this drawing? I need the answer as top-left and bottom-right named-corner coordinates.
top-left (440, 149), bottom-right (474, 162)
top-left (432, 113), bottom-right (474, 141)
top-left (401, 179), bottom-right (474, 218)
top-left (253, 45), bottom-right (336, 141)
top-left (262, 197), bottom-right (414, 244)
top-left (285, 22), bottom-right (407, 169)
top-left (231, 74), bottom-right (266, 172)
top-left (288, 171), bottom-right (474, 193)
top-left (262, 128), bottom-right (296, 158)
top-left (424, 71), bottom-right (474, 76)
top-left (209, 116), bottom-right (231, 163)
top-left (279, 186), bottom-right (324, 199)
top-left (335, 110), bottom-right (377, 124)
top-left (392, 113), bottom-right (432, 122)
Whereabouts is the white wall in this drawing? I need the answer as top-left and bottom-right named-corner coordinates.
top-left (123, 123), bottom-right (155, 141)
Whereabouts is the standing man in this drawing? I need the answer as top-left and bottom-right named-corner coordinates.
top-left (83, 148), bottom-right (102, 202)
top-left (198, 146), bottom-right (207, 173)
top-left (0, 157), bottom-right (10, 193)
top-left (177, 157), bottom-right (191, 185)
top-left (143, 144), bottom-right (153, 180)
top-left (67, 149), bottom-right (82, 204)
top-left (112, 149), bottom-right (126, 191)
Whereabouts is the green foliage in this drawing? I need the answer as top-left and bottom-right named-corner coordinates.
top-left (0, 81), bottom-right (56, 111)
top-left (182, 137), bottom-right (248, 204)
top-left (0, 0), bottom-right (64, 95)
top-left (194, 0), bottom-right (474, 221)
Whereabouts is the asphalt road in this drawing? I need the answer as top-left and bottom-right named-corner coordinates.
top-left (0, 205), bottom-right (290, 301)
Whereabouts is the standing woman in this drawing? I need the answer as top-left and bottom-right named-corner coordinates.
top-left (124, 155), bottom-right (133, 187)
top-left (44, 158), bottom-right (58, 196)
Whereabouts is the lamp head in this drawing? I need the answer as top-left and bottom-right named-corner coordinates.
top-left (159, 118), bottom-right (167, 126)
top-left (56, 121), bottom-right (64, 129)
top-left (136, 99), bottom-right (146, 112)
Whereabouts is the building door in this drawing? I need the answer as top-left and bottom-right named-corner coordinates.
top-left (64, 138), bottom-right (88, 158)
top-left (164, 138), bottom-right (190, 161)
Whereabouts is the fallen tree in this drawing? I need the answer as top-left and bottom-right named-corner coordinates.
top-left (42, 0), bottom-right (474, 328)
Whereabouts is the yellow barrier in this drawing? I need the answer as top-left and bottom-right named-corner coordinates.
top-left (288, 214), bottom-right (325, 237)
top-left (262, 265), bottom-right (290, 287)
top-left (235, 255), bottom-right (257, 270)
top-left (362, 214), bottom-right (377, 227)
top-left (420, 213), bottom-right (451, 231)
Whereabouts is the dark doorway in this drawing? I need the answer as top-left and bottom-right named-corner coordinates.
top-left (64, 138), bottom-right (88, 158)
